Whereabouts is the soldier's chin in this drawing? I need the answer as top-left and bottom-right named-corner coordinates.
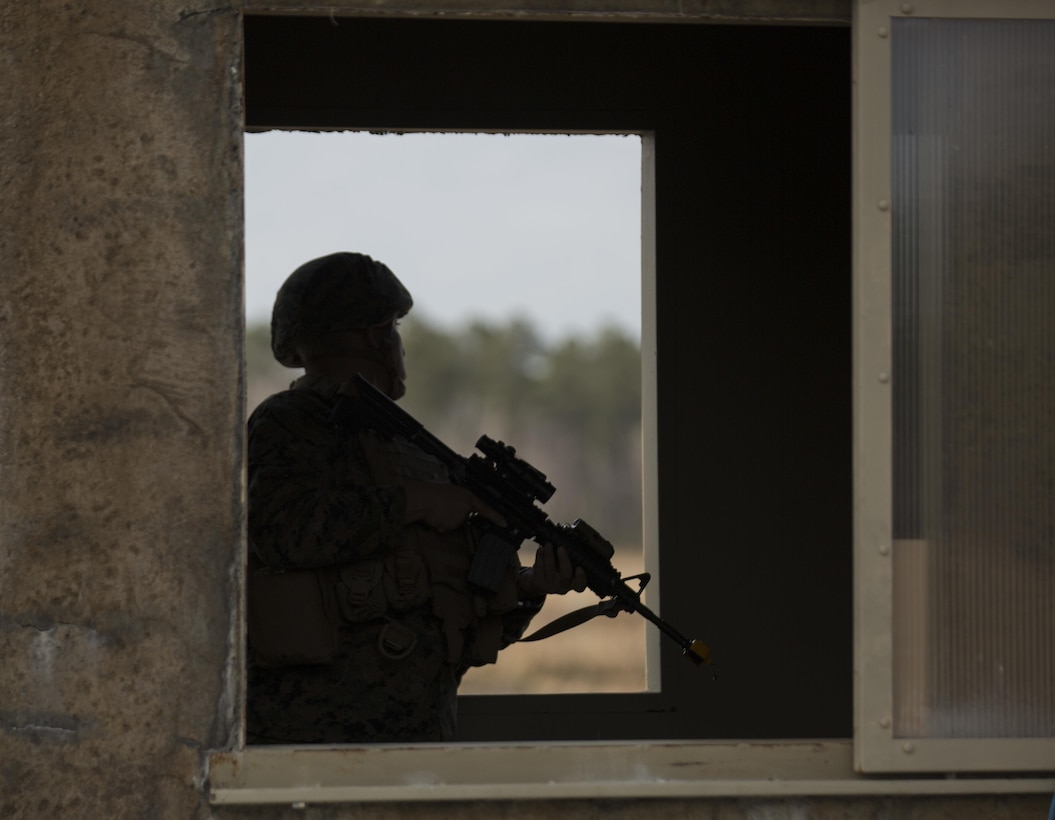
top-left (389, 379), bottom-right (407, 401)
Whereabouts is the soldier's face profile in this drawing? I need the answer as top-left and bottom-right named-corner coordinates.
top-left (388, 325), bottom-right (408, 400)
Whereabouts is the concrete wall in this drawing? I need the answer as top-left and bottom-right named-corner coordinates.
top-left (242, 0), bottom-right (851, 23)
top-left (0, 1), bottom-right (1048, 818)
top-left (0, 1), bottom-right (243, 816)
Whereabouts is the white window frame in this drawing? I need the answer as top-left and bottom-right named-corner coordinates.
top-left (207, 740), bottom-right (1055, 804)
top-left (853, 0), bottom-right (1055, 775)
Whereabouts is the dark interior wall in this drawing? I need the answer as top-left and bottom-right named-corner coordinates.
top-left (244, 15), bottom-right (852, 740)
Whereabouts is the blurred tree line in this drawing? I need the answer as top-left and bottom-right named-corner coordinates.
top-left (245, 316), bottom-right (643, 544)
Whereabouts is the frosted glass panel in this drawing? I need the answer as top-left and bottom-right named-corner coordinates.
top-left (891, 18), bottom-right (1055, 739)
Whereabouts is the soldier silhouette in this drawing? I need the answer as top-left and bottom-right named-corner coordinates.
top-left (245, 252), bottom-right (585, 744)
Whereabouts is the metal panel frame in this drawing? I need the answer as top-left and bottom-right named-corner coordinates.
top-left (853, 0), bottom-right (1055, 774)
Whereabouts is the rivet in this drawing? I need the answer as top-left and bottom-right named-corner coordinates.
top-left (901, 3), bottom-right (914, 14)
top-left (878, 199), bottom-right (890, 211)
top-left (902, 741), bottom-right (916, 754)
top-left (878, 372), bottom-right (890, 383)
top-left (879, 544), bottom-right (890, 556)
top-left (879, 717), bottom-right (891, 729)
top-left (878, 27), bottom-right (889, 38)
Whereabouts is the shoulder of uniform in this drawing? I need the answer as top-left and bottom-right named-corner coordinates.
top-left (329, 391), bottom-right (367, 434)
top-left (248, 388), bottom-right (335, 432)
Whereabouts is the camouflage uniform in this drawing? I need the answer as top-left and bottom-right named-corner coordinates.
top-left (246, 374), bottom-right (541, 744)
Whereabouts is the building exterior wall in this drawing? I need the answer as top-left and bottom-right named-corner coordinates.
top-left (242, 0), bottom-right (851, 23)
top-left (0, 1), bottom-right (244, 816)
top-left (0, 1), bottom-right (1048, 818)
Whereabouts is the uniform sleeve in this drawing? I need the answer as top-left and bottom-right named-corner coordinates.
top-left (247, 394), bottom-right (407, 569)
top-left (499, 596), bottom-right (545, 647)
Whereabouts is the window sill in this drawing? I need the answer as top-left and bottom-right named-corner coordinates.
top-left (207, 740), bottom-right (1055, 805)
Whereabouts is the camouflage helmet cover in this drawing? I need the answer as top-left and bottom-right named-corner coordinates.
top-left (271, 252), bottom-right (413, 367)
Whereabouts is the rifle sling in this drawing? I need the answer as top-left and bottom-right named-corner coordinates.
top-left (518, 597), bottom-right (623, 643)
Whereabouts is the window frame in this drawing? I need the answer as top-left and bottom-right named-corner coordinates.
top-left (853, 0), bottom-right (1055, 775)
top-left (238, 12), bottom-right (864, 745)
top-left (207, 740), bottom-right (1055, 804)
top-left (207, 4), bottom-right (1055, 804)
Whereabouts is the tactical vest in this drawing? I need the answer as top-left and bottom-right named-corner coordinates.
top-left (248, 388), bottom-right (521, 669)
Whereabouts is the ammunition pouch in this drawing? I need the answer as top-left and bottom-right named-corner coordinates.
top-left (333, 541), bottom-right (430, 624)
top-left (421, 521), bottom-right (521, 667)
top-left (247, 562), bottom-right (341, 668)
top-left (334, 561), bottom-right (386, 623)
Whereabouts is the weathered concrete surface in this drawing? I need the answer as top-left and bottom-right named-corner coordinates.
top-left (0, 1), bottom-right (244, 817)
top-left (243, 0), bottom-right (851, 24)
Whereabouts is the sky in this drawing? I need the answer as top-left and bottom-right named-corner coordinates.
top-left (244, 131), bottom-right (642, 344)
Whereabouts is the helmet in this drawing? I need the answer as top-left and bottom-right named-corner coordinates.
top-left (270, 252), bottom-right (413, 367)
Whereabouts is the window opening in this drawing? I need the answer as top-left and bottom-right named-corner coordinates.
top-left (241, 13), bottom-right (855, 744)
top-left (244, 130), bottom-right (647, 695)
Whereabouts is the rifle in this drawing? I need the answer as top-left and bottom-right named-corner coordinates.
top-left (335, 373), bottom-right (712, 668)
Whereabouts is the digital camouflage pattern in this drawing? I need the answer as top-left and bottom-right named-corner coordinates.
top-left (248, 606), bottom-right (458, 744)
top-left (246, 374), bottom-right (539, 744)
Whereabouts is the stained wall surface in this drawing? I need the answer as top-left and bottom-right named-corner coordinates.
top-left (0, 1), bottom-right (244, 816)
top-left (0, 1), bottom-right (1049, 818)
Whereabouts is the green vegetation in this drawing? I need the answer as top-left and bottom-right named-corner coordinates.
top-left (246, 315), bottom-right (643, 543)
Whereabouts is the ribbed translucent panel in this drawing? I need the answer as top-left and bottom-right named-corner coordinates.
top-left (891, 18), bottom-right (1055, 739)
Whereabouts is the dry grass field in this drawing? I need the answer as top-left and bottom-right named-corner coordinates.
top-left (460, 547), bottom-right (648, 695)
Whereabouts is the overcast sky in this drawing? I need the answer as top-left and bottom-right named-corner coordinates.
top-left (244, 131), bottom-right (642, 343)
